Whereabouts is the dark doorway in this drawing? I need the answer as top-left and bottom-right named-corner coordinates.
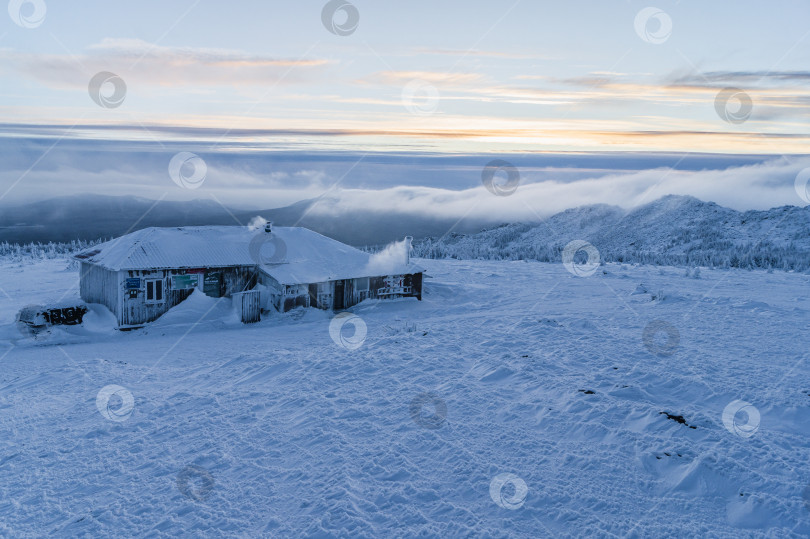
top-left (411, 273), bottom-right (423, 300)
top-left (308, 284), bottom-right (318, 308)
top-left (334, 280), bottom-right (345, 310)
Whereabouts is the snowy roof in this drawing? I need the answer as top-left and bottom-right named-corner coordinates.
top-left (73, 226), bottom-right (422, 284)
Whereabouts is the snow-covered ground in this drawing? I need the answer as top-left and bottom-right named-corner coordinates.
top-left (1, 257), bottom-right (809, 537)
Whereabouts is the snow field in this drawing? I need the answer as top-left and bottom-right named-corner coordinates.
top-left (0, 257), bottom-right (809, 537)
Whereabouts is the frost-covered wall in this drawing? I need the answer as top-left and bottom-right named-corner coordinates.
top-left (79, 261), bottom-right (119, 317)
top-left (117, 266), bottom-right (257, 327)
top-left (259, 272), bottom-right (422, 312)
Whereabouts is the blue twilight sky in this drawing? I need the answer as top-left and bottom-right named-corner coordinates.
top-left (0, 0), bottom-right (809, 214)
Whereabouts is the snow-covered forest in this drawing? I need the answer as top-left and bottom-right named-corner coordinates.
top-left (410, 196), bottom-right (810, 272)
top-left (0, 239), bottom-right (103, 262)
top-left (412, 229), bottom-right (810, 271)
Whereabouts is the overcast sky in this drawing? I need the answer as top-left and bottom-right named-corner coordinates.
top-left (1, 0), bottom-right (809, 213)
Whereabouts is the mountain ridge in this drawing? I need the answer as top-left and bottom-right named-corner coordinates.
top-left (413, 195), bottom-right (810, 271)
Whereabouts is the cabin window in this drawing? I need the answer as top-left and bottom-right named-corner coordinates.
top-left (355, 277), bottom-right (369, 291)
top-left (145, 279), bottom-right (164, 303)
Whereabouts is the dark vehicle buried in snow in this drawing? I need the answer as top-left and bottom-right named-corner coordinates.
top-left (16, 303), bottom-right (89, 335)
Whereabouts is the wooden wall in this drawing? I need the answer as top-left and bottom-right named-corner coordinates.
top-left (260, 272), bottom-right (423, 313)
top-left (82, 264), bottom-right (424, 324)
top-left (79, 262), bottom-right (119, 318)
top-left (115, 266), bottom-right (257, 327)
top-left (119, 269), bottom-right (190, 327)
top-left (233, 290), bottom-right (261, 323)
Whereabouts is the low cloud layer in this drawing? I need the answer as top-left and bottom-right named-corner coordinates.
top-left (305, 155), bottom-right (810, 223)
top-left (0, 133), bottom-right (807, 221)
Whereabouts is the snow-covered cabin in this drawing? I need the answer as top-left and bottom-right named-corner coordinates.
top-left (73, 225), bottom-right (423, 328)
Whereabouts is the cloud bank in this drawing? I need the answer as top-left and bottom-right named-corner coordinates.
top-left (305, 156), bottom-right (810, 224)
top-left (0, 132), bottom-right (807, 221)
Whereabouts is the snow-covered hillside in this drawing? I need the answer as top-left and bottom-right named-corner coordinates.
top-left (1, 256), bottom-right (809, 536)
top-left (415, 196), bottom-right (810, 271)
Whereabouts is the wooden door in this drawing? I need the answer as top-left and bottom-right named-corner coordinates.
top-left (334, 280), bottom-right (345, 310)
top-left (308, 283), bottom-right (318, 308)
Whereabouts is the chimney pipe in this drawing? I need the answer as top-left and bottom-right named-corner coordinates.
top-left (404, 236), bottom-right (413, 265)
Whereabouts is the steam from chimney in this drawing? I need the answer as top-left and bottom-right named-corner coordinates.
top-left (247, 216), bottom-right (268, 231)
top-left (365, 237), bottom-right (411, 275)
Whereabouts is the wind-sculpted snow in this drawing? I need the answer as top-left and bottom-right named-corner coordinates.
top-left (0, 257), bottom-right (809, 536)
top-left (414, 195), bottom-right (810, 271)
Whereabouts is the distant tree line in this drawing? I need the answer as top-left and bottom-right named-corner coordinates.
top-left (407, 229), bottom-right (810, 272)
top-left (0, 239), bottom-right (104, 262)
top-left (5, 231), bottom-right (807, 273)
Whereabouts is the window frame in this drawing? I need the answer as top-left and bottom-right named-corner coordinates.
top-left (355, 277), bottom-right (370, 291)
top-left (145, 279), bottom-right (165, 304)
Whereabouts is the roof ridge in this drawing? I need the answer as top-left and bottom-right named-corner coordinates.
top-left (111, 227), bottom-right (156, 269)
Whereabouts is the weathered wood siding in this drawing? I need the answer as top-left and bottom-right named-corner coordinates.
top-left (234, 290), bottom-right (261, 323)
top-left (118, 266), bottom-right (258, 327)
top-left (220, 267), bottom-right (258, 297)
top-left (282, 284), bottom-right (309, 312)
top-left (257, 273), bottom-right (284, 311)
top-left (259, 272), bottom-right (423, 313)
top-left (79, 262), bottom-right (119, 318)
top-left (309, 282), bottom-right (332, 310)
top-left (119, 269), bottom-right (189, 327)
top-left (360, 273), bottom-right (422, 304)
